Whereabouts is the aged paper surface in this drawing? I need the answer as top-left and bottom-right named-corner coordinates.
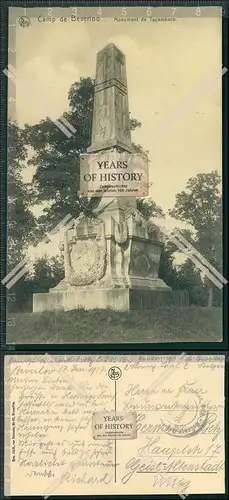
top-left (5, 354), bottom-right (225, 495)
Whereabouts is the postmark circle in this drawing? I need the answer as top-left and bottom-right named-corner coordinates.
top-left (161, 393), bottom-right (209, 438)
top-left (108, 366), bottom-right (122, 380)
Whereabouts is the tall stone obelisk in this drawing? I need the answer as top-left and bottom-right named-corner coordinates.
top-left (87, 43), bottom-right (138, 216)
top-left (33, 43), bottom-right (171, 313)
top-left (87, 43), bottom-right (133, 154)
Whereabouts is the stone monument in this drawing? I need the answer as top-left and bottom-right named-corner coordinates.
top-left (33, 43), bottom-right (171, 313)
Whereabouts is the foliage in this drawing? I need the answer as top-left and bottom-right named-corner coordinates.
top-left (7, 121), bottom-right (38, 268)
top-left (169, 171), bottom-right (222, 306)
top-left (169, 171), bottom-right (222, 266)
top-left (31, 255), bottom-right (64, 293)
top-left (10, 255), bottom-right (64, 312)
top-left (137, 198), bottom-right (165, 221)
top-left (159, 244), bottom-right (180, 290)
top-left (176, 260), bottom-right (207, 306)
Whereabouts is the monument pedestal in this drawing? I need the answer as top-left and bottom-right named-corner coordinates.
top-left (33, 196), bottom-right (171, 313)
top-left (33, 286), bottom-right (183, 313)
top-left (33, 288), bottom-right (129, 312)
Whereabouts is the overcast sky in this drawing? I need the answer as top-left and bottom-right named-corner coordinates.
top-left (11, 8), bottom-right (222, 259)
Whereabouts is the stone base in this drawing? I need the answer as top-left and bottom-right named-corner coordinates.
top-left (51, 276), bottom-right (171, 292)
top-left (33, 288), bottom-right (188, 313)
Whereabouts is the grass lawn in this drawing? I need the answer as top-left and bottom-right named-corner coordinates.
top-left (7, 306), bottom-right (222, 344)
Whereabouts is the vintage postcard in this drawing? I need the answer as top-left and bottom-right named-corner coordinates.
top-left (4, 353), bottom-right (225, 495)
top-left (4, 4), bottom-right (226, 344)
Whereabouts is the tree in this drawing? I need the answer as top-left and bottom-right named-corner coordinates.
top-left (31, 255), bottom-right (64, 293)
top-left (176, 260), bottom-right (207, 306)
top-left (7, 121), bottom-right (38, 268)
top-left (11, 255), bottom-right (64, 312)
top-left (169, 171), bottom-right (222, 307)
top-left (158, 240), bottom-right (180, 290)
top-left (137, 198), bottom-right (164, 220)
